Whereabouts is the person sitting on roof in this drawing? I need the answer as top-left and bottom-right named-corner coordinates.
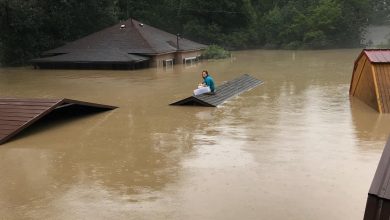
top-left (200, 70), bottom-right (215, 93)
top-left (193, 70), bottom-right (216, 95)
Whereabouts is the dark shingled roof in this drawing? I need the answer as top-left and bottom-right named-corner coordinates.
top-left (41, 18), bottom-right (206, 57)
top-left (31, 18), bottom-right (206, 65)
top-left (170, 74), bottom-right (263, 107)
top-left (31, 49), bottom-right (149, 63)
top-left (0, 98), bottom-right (117, 144)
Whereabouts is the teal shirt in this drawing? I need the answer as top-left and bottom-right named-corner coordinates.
top-left (203, 75), bottom-right (215, 92)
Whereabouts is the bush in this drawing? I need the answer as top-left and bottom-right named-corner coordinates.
top-left (283, 41), bottom-right (302, 50)
top-left (201, 45), bottom-right (231, 59)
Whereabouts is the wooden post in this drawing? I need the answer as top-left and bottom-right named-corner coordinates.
top-left (371, 65), bottom-right (383, 113)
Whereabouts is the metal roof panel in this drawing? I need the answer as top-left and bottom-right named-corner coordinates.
top-left (0, 98), bottom-right (117, 144)
top-left (170, 74), bottom-right (263, 107)
top-left (364, 49), bottom-right (390, 63)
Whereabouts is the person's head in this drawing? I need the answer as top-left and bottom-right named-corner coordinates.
top-left (202, 70), bottom-right (208, 79)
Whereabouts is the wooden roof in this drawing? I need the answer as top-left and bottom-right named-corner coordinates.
top-left (364, 137), bottom-right (390, 219)
top-left (369, 137), bottom-right (390, 199)
top-left (0, 98), bottom-right (117, 144)
top-left (32, 18), bottom-right (207, 65)
top-left (170, 74), bottom-right (263, 107)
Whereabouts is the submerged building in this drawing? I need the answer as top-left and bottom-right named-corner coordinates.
top-left (350, 49), bottom-right (390, 113)
top-left (31, 19), bottom-right (207, 69)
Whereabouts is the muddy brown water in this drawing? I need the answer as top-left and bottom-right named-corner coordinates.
top-left (0, 49), bottom-right (389, 220)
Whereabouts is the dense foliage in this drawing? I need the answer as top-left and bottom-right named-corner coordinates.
top-left (201, 45), bottom-right (231, 59)
top-left (370, 0), bottom-right (390, 25)
top-left (0, 0), bottom-right (381, 65)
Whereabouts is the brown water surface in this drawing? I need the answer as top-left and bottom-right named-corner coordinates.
top-left (0, 49), bottom-right (389, 219)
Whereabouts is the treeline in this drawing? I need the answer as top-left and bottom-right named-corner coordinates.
top-left (0, 0), bottom-right (387, 65)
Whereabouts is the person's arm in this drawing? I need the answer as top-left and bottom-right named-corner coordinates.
top-left (204, 78), bottom-right (211, 87)
top-left (199, 79), bottom-right (206, 87)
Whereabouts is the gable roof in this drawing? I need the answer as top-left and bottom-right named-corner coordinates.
top-left (351, 49), bottom-right (390, 113)
top-left (356, 49), bottom-right (390, 65)
top-left (43, 18), bottom-right (207, 56)
top-left (365, 49), bottom-right (390, 63)
top-left (0, 98), bottom-right (117, 144)
top-left (170, 74), bottom-right (263, 107)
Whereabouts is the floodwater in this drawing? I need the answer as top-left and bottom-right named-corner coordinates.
top-left (0, 49), bottom-right (389, 220)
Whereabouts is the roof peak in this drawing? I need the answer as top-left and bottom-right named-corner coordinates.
top-left (364, 48), bottom-right (390, 51)
top-left (39, 18), bottom-right (206, 58)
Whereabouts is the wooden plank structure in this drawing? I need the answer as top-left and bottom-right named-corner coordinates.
top-left (350, 49), bottom-right (390, 113)
top-left (170, 74), bottom-right (263, 107)
top-left (0, 98), bottom-right (117, 144)
top-left (364, 137), bottom-right (390, 220)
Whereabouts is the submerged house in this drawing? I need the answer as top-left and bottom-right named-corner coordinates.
top-left (350, 49), bottom-right (390, 113)
top-left (31, 18), bottom-right (207, 69)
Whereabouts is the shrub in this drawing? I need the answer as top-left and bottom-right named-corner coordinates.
top-left (201, 45), bottom-right (231, 59)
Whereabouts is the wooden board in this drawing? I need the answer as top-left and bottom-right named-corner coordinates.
top-left (353, 62), bottom-right (379, 111)
top-left (350, 55), bottom-right (368, 95)
top-left (375, 64), bottom-right (390, 113)
top-left (364, 137), bottom-right (390, 219)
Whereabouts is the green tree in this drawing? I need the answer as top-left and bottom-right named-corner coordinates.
top-left (304, 0), bottom-right (343, 48)
top-left (0, 0), bottom-right (117, 65)
top-left (370, 0), bottom-right (390, 24)
top-left (0, 0), bottom-right (373, 66)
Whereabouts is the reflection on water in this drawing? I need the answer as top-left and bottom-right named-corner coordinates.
top-left (0, 49), bottom-right (389, 219)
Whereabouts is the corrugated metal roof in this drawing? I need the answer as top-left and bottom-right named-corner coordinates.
top-left (0, 98), bottom-right (117, 144)
top-left (170, 74), bottom-right (263, 107)
top-left (362, 49), bottom-right (390, 63)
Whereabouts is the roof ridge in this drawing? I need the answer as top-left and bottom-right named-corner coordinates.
top-left (128, 19), bottom-right (158, 54)
top-left (364, 48), bottom-right (390, 51)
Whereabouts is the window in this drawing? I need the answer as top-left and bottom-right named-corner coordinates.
top-left (163, 59), bottom-right (173, 67)
top-left (183, 56), bottom-right (199, 65)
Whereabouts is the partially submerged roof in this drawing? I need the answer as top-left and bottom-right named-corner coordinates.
top-left (170, 74), bottom-right (263, 107)
top-left (364, 137), bottom-right (390, 219)
top-left (355, 49), bottom-right (390, 65)
top-left (0, 98), bottom-right (117, 144)
top-left (350, 49), bottom-right (390, 113)
top-left (368, 137), bottom-right (390, 199)
top-left (40, 18), bottom-right (207, 57)
top-left (31, 49), bottom-right (149, 63)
